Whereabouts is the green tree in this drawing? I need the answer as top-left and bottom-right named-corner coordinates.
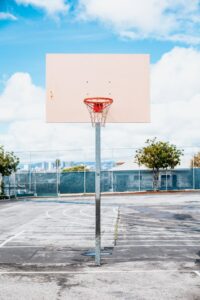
top-left (135, 138), bottom-right (183, 191)
top-left (0, 146), bottom-right (20, 196)
top-left (190, 152), bottom-right (200, 168)
top-left (62, 165), bottom-right (89, 172)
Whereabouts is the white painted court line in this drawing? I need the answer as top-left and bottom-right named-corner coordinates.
top-left (118, 234), bottom-right (200, 237)
top-left (62, 210), bottom-right (91, 225)
top-left (4, 207), bottom-right (61, 234)
top-left (0, 231), bottom-right (24, 248)
top-left (79, 206), bottom-right (118, 219)
top-left (45, 208), bottom-right (62, 219)
top-left (116, 245), bottom-right (200, 247)
top-left (1, 246), bottom-right (44, 248)
top-left (45, 211), bottom-right (52, 219)
top-left (45, 207), bottom-right (66, 219)
top-left (62, 208), bottom-right (92, 225)
top-left (0, 269), bottom-right (189, 275)
top-left (194, 271), bottom-right (200, 277)
top-left (117, 240), bottom-right (200, 242)
top-left (79, 208), bottom-right (93, 219)
top-left (0, 204), bottom-right (24, 212)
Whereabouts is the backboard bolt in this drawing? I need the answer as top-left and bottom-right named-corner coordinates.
top-left (50, 91), bottom-right (54, 100)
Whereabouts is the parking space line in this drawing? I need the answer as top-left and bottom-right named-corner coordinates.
top-left (0, 231), bottom-right (25, 248)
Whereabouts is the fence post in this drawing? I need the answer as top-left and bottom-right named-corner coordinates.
top-left (139, 166), bottom-right (141, 192)
top-left (59, 167), bottom-right (60, 195)
top-left (112, 170), bottom-right (114, 192)
top-left (8, 176), bottom-right (10, 199)
top-left (34, 171), bottom-right (37, 196)
top-left (14, 173), bottom-right (17, 198)
top-left (192, 158), bottom-right (195, 190)
top-left (84, 167), bottom-right (86, 194)
top-left (29, 152), bottom-right (32, 193)
top-left (56, 167), bottom-right (59, 196)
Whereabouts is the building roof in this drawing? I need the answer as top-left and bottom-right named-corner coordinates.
top-left (110, 158), bottom-right (190, 171)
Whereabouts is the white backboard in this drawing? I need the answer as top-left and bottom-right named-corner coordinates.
top-left (46, 54), bottom-right (150, 123)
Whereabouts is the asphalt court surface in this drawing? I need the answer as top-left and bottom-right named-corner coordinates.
top-left (0, 199), bottom-right (118, 265)
top-left (0, 193), bottom-right (200, 299)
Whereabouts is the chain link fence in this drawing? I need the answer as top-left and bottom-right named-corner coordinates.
top-left (2, 147), bottom-right (200, 197)
top-left (3, 168), bottom-right (200, 197)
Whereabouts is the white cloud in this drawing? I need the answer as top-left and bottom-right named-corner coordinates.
top-left (0, 73), bottom-right (44, 122)
top-left (0, 72), bottom-right (94, 156)
top-left (151, 47), bottom-right (200, 103)
top-left (15, 0), bottom-right (69, 15)
top-left (0, 12), bottom-right (17, 21)
top-left (0, 121), bottom-right (93, 155)
top-left (78, 0), bottom-right (200, 44)
top-left (1, 47), bottom-right (200, 166)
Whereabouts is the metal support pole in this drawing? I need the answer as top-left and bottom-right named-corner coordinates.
top-left (95, 122), bottom-right (101, 266)
top-left (29, 152), bottom-right (32, 192)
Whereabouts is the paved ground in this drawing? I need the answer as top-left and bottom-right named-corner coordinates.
top-left (0, 193), bottom-right (200, 299)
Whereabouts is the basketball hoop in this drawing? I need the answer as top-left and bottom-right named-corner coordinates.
top-left (84, 97), bottom-right (113, 265)
top-left (84, 97), bottom-right (113, 126)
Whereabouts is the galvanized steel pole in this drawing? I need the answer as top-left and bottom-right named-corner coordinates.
top-left (95, 122), bottom-right (101, 265)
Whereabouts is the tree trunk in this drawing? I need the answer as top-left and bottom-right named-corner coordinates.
top-left (0, 175), bottom-right (5, 196)
top-left (0, 174), bottom-right (2, 195)
top-left (153, 169), bottom-right (159, 191)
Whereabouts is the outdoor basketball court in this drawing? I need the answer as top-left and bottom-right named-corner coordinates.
top-left (0, 54), bottom-right (199, 299)
top-left (0, 192), bottom-right (199, 299)
top-left (46, 53), bottom-right (150, 266)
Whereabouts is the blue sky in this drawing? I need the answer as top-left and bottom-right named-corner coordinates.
top-left (0, 0), bottom-right (189, 87)
top-left (0, 0), bottom-right (200, 163)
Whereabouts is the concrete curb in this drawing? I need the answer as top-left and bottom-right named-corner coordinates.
top-left (12, 189), bottom-right (200, 200)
